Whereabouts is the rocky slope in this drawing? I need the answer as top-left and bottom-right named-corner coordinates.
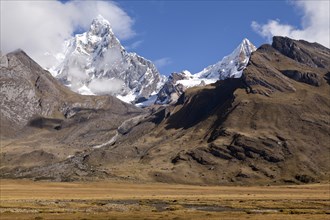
top-left (0, 50), bottom-right (143, 175)
top-left (1, 37), bottom-right (329, 185)
top-left (50, 15), bottom-right (165, 103)
top-left (155, 39), bottom-right (256, 104)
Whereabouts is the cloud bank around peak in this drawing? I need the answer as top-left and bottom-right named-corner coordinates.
top-left (0, 0), bottom-right (135, 68)
top-left (252, 1), bottom-right (330, 48)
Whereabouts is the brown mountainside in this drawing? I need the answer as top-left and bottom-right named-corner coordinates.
top-left (0, 50), bottom-right (143, 178)
top-left (1, 37), bottom-right (329, 185)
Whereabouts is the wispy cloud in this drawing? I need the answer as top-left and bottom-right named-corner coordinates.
top-left (153, 57), bottom-right (172, 69)
top-left (0, 0), bottom-right (135, 68)
top-left (251, 1), bottom-right (330, 48)
top-left (125, 40), bottom-right (143, 50)
top-left (89, 78), bottom-right (124, 95)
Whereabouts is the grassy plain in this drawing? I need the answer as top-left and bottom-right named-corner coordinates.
top-left (0, 179), bottom-right (329, 220)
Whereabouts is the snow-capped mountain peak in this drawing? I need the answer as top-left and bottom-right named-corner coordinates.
top-left (50, 16), bottom-right (165, 103)
top-left (90, 15), bottom-right (111, 34)
top-left (154, 38), bottom-right (256, 105)
top-left (196, 38), bottom-right (256, 79)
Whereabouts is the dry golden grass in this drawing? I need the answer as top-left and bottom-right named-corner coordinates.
top-left (0, 179), bottom-right (329, 219)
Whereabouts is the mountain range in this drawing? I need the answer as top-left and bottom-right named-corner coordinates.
top-left (1, 34), bottom-right (329, 185)
top-left (49, 16), bottom-right (256, 106)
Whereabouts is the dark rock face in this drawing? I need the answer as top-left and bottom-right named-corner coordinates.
top-left (272, 36), bottom-right (330, 69)
top-left (230, 135), bottom-right (287, 163)
top-left (295, 174), bottom-right (315, 183)
top-left (176, 134), bottom-right (288, 167)
top-left (281, 70), bottom-right (322, 86)
top-left (325, 72), bottom-right (330, 85)
top-left (155, 72), bottom-right (190, 104)
top-left (165, 78), bottom-right (244, 129)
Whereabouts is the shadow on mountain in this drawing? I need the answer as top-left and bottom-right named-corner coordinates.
top-left (165, 78), bottom-right (245, 130)
top-left (28, 117), bottom-right (63, 130)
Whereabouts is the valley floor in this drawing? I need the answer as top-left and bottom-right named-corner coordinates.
top-left (0, 179), bottom-right (329, 220)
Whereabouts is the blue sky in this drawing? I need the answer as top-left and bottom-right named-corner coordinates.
top-left (116, 1), bottom-right (302, 75)
top-left (2, 1), bottom-right (329, 74)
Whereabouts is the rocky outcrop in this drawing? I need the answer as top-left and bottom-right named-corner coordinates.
top-left (280, 70), bottom-right (322, 86)
top-left (155, 71), bottom-right (190, 104)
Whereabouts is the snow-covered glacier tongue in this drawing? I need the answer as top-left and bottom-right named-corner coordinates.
top-left (49, 15), bottom-right (166, 103)
top-left (154, 38), bottom-right (257, 105)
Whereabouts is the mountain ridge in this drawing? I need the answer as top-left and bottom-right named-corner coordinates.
top-left (154, 38), bottom-right (256, 105)
top-left (49, 15), bottom-right (258, 106)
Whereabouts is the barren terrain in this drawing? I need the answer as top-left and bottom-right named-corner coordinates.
top-left (0, 179), bottom-right (329, 219)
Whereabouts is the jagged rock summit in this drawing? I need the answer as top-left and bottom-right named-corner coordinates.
top-left (196, 38), bottom-right (256, 79)
top-left (50, 15), bottom-right (166, 103)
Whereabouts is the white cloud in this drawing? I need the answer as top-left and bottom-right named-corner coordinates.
top-left (153, 57), bottom-right (172, 69)
top-left (96, 46), bottom-right (125, 71)
top-left (64, 54), bottom-right (90, 91)
top-left (251, 1), bottom-right (330, 48)
top-left (89, 78), bottom-right (124, 95)
top-left (0, 0), bottom-right (135, 68)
